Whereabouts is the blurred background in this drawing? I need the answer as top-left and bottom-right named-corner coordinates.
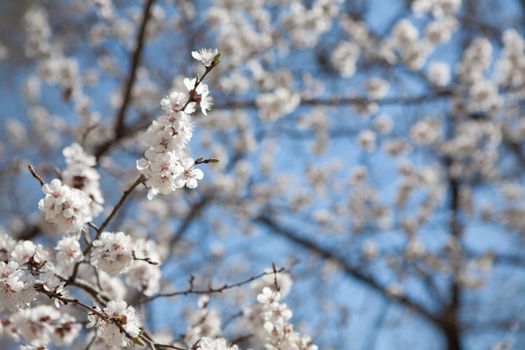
top-left (1, 0), bottom-right (525, 349)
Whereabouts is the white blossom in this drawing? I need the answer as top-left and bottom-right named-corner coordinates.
top-left (332, 41), bottom-right (360, 78)
top-left (0, 261), bottom-right (34, 312)
top-left (192, 48), bottom-right (219, 67)
top-left (256, 287), bottom-right (317, 350)
top-left (11, 240), bottom-right (47, 266)
top-left (126, 239), bottom-right (161, 296)
top-left (55, 235), bottom-right (84, 266)
top-left (175, 157), bottom-right (204, 189)
top-left (427, 61), bottom-right (451, 86)
top-left (184, 78), bottom-right (213, 115)
top-left (256, 87), bottom-right (301, 122)
top-left (366, 77), bottom-right (390, 100)
top-left (62, 143), bottom-right (104, 218)
top-left (197, 337), bottom-right (238, 350)
top-left (91, 231), bottom-right (134, 276)
top-left (38, 179), bottom-right (92, 234)
top-left (10, 306), bottom-right (56, 342)
top-left (95, 300), bottom-right (141, 347)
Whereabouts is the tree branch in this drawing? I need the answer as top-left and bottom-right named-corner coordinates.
top-left (255, 214), bottom-right (442, 327)
top-left (137, 268), bottom-right (284, 304)
top-left (113, 0), bottom-right (155, 136)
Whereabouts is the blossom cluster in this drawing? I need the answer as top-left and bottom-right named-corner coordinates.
top-left (137, 49), bottom-right (218, 199)
top-left (88, 300), bottom-right (141, 347)
top-left (256, 287), bottom-right (317, 350)
top-left (0, 237), bottom-right (82, 348)
top-left (36, 143), bottom-right (103, 234)
top-left (89, 231), bottom-right (162, 296)
top-left (62, 143), bottom-right (104, 218)
top-left (38, 178), bottom-right (92, 234)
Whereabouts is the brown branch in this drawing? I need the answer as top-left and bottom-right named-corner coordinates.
top-left (441, 102), bottom-right (465, 350)
top-left (113, 0), bottom-right (155, 136)
top-left (15, 223), bottom-right (40, 240)
top-left (28, 164), bottom-right (44, 187)
top-left (94, 116), bottom-right (151, 160)
top-left (137, 268), bottom-right (285, 304)
top-left (168, 196), bottom-right (210, 255)
top-left (214, 89), bottom-right (454, 110)
top-left (35, 283), bottom-right (143, 345)
top-left (67, 174), bottom-right (145, 285)
top-left (255, 215), bottom-right (442, 327)
top-left (194, 157), bottom-right (220, 165)
top-left (97, 174), bottom-right (145, 233)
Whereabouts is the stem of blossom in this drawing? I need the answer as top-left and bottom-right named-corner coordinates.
top-left (35, 283), bottom-right (107, 320)
top-left (97, 174), bottom-right (145, 233)
top-left (132, 250), bottom-right (159, 265)
top-left (62, 276), bottom-right (110, 304)
top-left (153, 343), bottom-right (188, 350)
top-left (178, 54), bottom-right (220, 113)
top-left (140, 330), bottom-right (188, 350)
top-left (27, 164), bottom-right (44, 187)
top-left (230, 334), bottom-right (253, 346)
top-left (88, 222), bottom-right (100, 231)
top-left (196, 54), bottom-right (220, 86)
top-left (194, 157), bottom-right (220, 165)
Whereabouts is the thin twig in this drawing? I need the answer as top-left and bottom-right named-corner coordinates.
top-left (66, 174), bottom-right (145, 285)
top-left (137, 268), bottom-right (285, 304)
top-left (28, 164), bottom-right (44, 187)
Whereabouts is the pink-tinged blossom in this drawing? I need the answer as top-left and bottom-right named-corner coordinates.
top-left (11, 240), bottom-right (47, 266)
top-left (161, 90), bottom-right (195, 115)
top-left (55, 235), bottom-right (83, 265)
top-left (91, 231), bottom-right (133, 276)
top-left (92, 301), bottom-right (141, 347)
top-left (137, 63), bottom-right (216, 199)
top-left (184, 78), bottom-right (213, 115)
top-left (175, 157), bottom-right (204, 189)
top-left (38, 179), bottom-right (92, 234)
top-left (10, 306), bottom-right (58, 343)
top-left (138, 150), bottom-right (184, 199)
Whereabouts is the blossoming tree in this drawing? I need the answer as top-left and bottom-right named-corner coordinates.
top-left (1, 0), bottom-right (525, 349)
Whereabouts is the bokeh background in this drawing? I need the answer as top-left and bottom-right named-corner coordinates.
top-left (1, 0), bottom-right (525, 349)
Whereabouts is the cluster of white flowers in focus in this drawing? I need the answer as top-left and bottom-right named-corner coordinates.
top-left (137, 49), bottom-right (218, 199)
top-left (38, 179), bottom-right (93, 234)
top-left (55, 234), bottom-right (84, 275)
top-left (37, 143), bottom-right (102, 234)
top-left (192, 48), bottom-right (219, 68)
top-left (88, 300), bottom-right (141, 347)
top-left (88, 231), bottom-right (162, 295)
